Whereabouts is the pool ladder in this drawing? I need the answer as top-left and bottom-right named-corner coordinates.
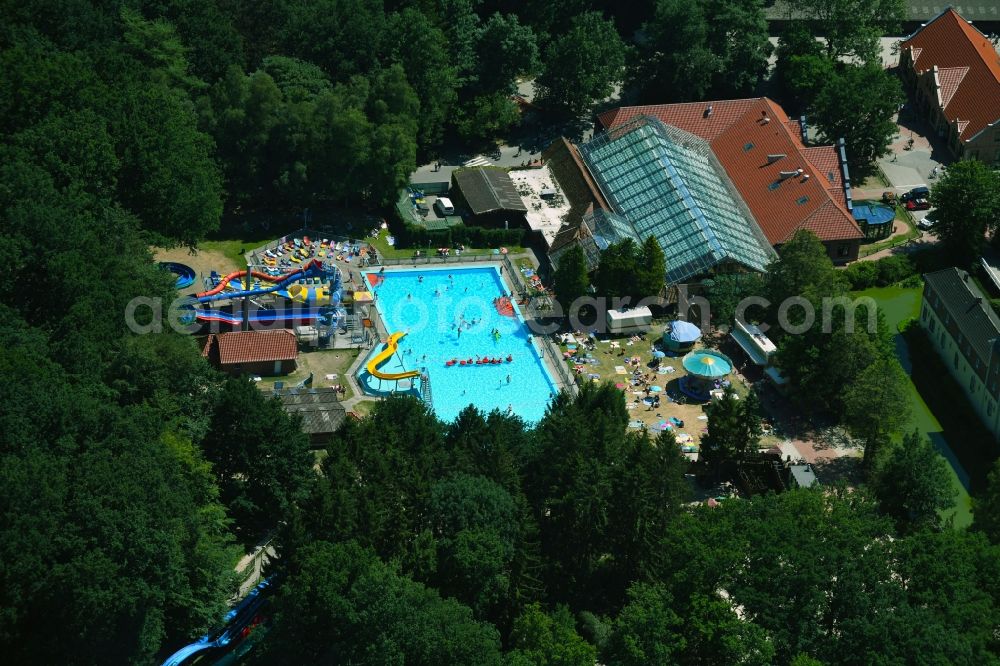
top-left (420, 370), bottom-right (432, 406)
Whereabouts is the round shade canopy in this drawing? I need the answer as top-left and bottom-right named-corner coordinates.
top-left (667, 320), bottom-right (701, 344)
top-left (653, 350), bottom-right (666, 358)
top-left (682, 350), bottom-right (733, 378)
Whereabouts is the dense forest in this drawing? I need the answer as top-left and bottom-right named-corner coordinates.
top-left (5, 1), bottom-right (1000, 665)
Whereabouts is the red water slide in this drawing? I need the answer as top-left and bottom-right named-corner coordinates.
top-left (196, 259), bottom-right (325, 299)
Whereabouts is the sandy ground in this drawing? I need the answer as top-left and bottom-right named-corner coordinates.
top-left (559, 333), bottom-right (737, 445)
top-left (153, 246), bottom-right (240, 295)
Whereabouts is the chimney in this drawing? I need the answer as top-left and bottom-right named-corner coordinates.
top-left (802, 174), bottom-right (810, 181)
top-left (704, 104), bottom-right (713, 118)
top-left (766, 154), bottom-right (786, 164)
top-left (796, 168), bottom-right (804, 177)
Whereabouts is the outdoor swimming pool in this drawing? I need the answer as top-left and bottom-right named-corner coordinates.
top-left (358, 266), bottom-right (559, 422)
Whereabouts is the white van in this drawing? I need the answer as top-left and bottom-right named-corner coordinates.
top-left (434, 197), bottom-right (455, 216)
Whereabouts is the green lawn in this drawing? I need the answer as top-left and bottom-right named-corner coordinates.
top-left (855, 285), bottom-right (973, 528)
top-left (200, 239), bottom-right (257, 266)
top-left (370, 229), bottom-right (526, 260)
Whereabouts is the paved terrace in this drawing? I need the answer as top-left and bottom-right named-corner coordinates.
top-left (509, 166), bottom-right (572, 247)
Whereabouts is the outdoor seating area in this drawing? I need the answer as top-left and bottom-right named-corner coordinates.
top-left (556, 331), bottom-right (753, 458)
top-left (257, 236), bottom-right (371, 274)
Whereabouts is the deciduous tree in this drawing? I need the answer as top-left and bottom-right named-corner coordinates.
top-left (810, 63), bottom-right (903, 181)
top-left (930, 159), bottom-right (1000, 266)
top-left (553, 244), bottom-right (591, 313)
top-left (874, 430), bottom-right (956, 533)
top-left (534, 11), bottom-right (626, 118)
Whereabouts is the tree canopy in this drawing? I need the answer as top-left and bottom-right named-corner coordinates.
top-left (929, 160), bottom-right (1000, 267)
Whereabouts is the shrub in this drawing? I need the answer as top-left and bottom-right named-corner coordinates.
top-left (845, 255), bottom-right (917, 290)
top-left (394, 222), bottom-right (524, 249)
top-left (844, 261), bottom-right (879, 290)
top-left (875, 255), bottom-right (914, 285)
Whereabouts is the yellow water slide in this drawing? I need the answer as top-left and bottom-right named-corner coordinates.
top-left (367, 331), bottom-right (420, 380)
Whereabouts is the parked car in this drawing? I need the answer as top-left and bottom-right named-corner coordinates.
top-left (900, 186), bottom-right (930, 203)
top-left (906, 198), bottom-right (931, 211)
top-left (918, 211), bottom-right (938, 230)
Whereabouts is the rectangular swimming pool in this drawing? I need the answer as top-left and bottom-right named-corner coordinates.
top-left (359, 265), bottom-right (559, 422)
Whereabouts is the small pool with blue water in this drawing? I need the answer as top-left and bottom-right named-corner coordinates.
top-left (358, 266), bottom-right (559, 423)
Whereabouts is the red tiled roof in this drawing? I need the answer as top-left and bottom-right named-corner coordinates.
top-left (598, 99), bottom-right (760, 142)
top-left (598, 97), bottom-right (862, 244)
top-left (201, 330), bottom-right (298, 366)
top-left (937, 66), bottom-right (969, 108)
top-left (802, 147), bottom-right (843, 189)
top-left (901, 7), bottom-right (1000, 141)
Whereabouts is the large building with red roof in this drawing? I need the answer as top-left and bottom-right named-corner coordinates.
top-left (546, 97), bottom-right (862, 283)
top-left (899, 7), bottom-right (1000, 163)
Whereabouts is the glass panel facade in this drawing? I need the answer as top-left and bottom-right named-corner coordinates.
top-left (578, 116), bottom-right (775, 283)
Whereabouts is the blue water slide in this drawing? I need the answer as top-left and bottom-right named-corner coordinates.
top-left (191, 307), bottom-right (339, 326)
top-left (160, 580), bottom-right (272, 666)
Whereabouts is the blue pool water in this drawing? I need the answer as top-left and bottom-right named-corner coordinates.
top-left (359, 266), bottom-right (559, 422)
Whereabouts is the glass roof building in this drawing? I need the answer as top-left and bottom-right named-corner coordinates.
top-left (577, 116), bottom-right (776, 283)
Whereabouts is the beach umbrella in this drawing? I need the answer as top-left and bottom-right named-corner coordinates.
top-left (653, 350), bottom-right (666, 358)
top-left (650, 385), bottom-right (662, 392)
top-left (682, 350), bottom-right (733, 378)
top-left (667, 320), bottom-right (701, 343)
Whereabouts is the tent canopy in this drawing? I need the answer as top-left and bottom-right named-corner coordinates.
top-left (666, 320), bottom-right (701, 343)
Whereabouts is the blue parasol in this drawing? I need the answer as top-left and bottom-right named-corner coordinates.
top-left (682, 350), bottom-right (733, 378)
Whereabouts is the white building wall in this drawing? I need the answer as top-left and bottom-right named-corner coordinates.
top-left (920, 296), bottom-right (1000, 438)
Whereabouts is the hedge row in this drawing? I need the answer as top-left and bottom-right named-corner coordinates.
top-left (394, 222), bottom-right (524, 249)
top-left (843, 255), bottom-right (916, 290)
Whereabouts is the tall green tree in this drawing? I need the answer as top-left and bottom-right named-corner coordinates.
top-left (424, 474), bottom-right (522, 622)
top-left (386, 8), bottom-right (459, 150)
top-left (703, 273), bottom-right (766, 326)
top-left (275, 0), bottom-right (386, 83)
top-left (796, 0), bottom-right (905, 63)
top-left (810, 63), bottom-right (903, 181)
top-left (257, 541), bottom-right (503, 665)
top-left (201, 377), bottom-right (313, 544)
top-left (700, 387), bottom-right (763, 473)
top-left (505, 603), bottom-right (597, 666)
top-left (773, 22), bottom-right (834, 113)
top-left (602, 583), bottom-right (774, 666)
top-left (973, 458), bottom-right (1000, 543)
top-left (765, 230), bottom-right (848, 318)
top-left (929, 159), bottom-right (1000, 266)
top-left (636, 235), bottom-right (666, 302)
top-left (534, 11), bottom-right (626, 118)
top-left (874, 431), bottom-right (956, 533)
top-left (553, 244), bottom-right (591, 314)
top-left (843, 356), bottom-right (911, 472)
top-left (630, 0), bottom-right (771, 103)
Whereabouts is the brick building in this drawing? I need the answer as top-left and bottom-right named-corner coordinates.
top-left (202, 329), bottom-right (299, 376)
